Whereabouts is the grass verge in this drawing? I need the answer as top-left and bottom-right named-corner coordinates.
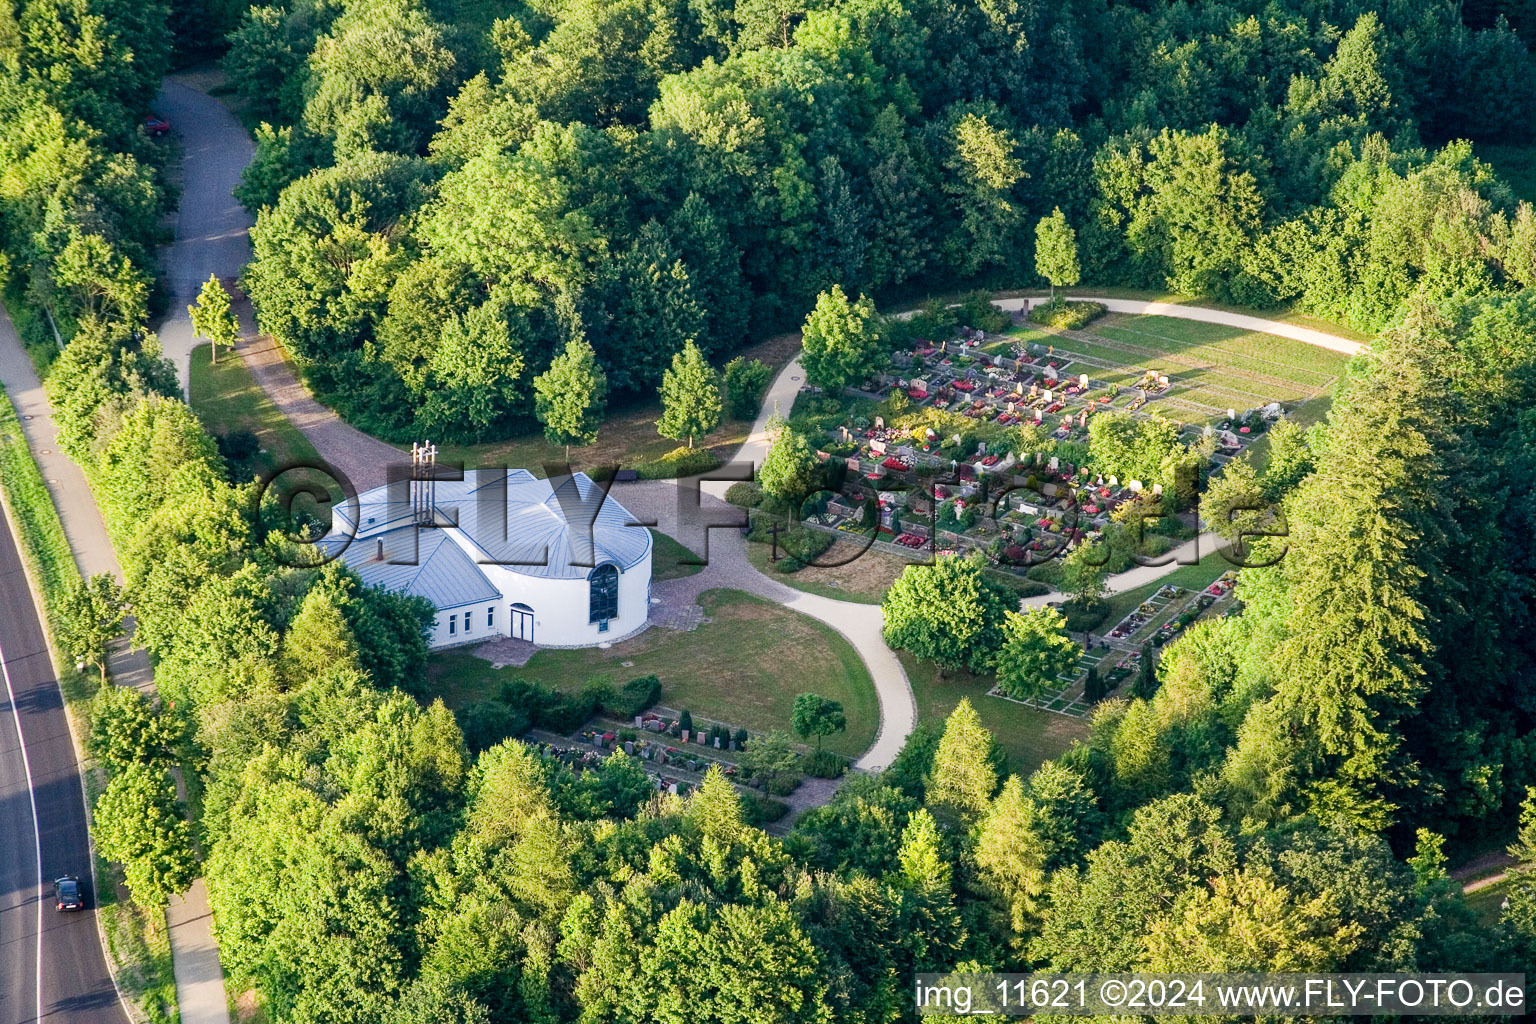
top-left (429, 588), bottom-right (880, 758)
top-left (190, 341), bottom-right (322, 479)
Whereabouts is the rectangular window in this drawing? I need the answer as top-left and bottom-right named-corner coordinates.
top-left (449, 614), bottom-right (457, 636)
top-left (487, 605), bottom-right (495, 628)
top-left (465, 610), bottom-right (473, 632)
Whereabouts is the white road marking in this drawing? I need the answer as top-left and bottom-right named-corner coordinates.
top-left (0, 632), bottom-right (44, 1024)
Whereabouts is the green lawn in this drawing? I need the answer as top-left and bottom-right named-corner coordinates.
top-left (428, 588), bottom-right (879, 757)
top-left (745, 536), bottom-right (913, 604)
top-left (190, 343), bottom-right (321, 479)
top-left (650, 528), bottom-right (704, 580)
top-left (993, 286), bottom-right (1370, 342)
top-left (899, 652), bottom-right (1089, 775)
top-left (1001, 314), bottom-right (1345, 423)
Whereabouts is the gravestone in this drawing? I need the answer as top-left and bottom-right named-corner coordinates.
top-left (624, 741), bottom-right (635, 755)
top-left (714, 737), bottom-right (722, 749)
top-left (839, 425), bottom-right (852, 443)
top-left (1079, 373), bottom-right (1090, 387)
top-left (875, 416), bottom-right (885, 430)
top-left (1034, 408), bottom-right (1043, 422)
top-left (977, 441), bottom-right (987, 455)
top-left (871, 439), bottom-right (887, 455)
top-left (911, 378), bottom-right (928, 392)
top-left (1049, 456), bottom-right (1059, 470)
top-left (634, 715), bottom-right (644, 728)
top-left (1152, 483), bottom-right (1163, 496)
top-left (680, 729), bottom-right (690, 743)
top-left (1108, 475), bottom-right (1118, 486)
top-left (1078, 410), bottom-right (1088, 427)
top-left (1158, 375), bottom-right (1170, 386)
top-left (1030, 383), bottom-right (1039, 397)
top-left (1227, 408), bottom-right (1236, 420)
top-left (950, 433), bottom-right (962, 446)
top-left (1044, 389), bottom-right (1053, 402)
top-left (1129, 480), bottom-right (1143, 492)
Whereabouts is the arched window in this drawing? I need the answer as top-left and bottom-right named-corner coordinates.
top-left (589, 564), bottom-right (619, 625)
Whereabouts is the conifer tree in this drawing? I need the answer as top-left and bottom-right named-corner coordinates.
top-left (925, 699), bottom-right (998, 820)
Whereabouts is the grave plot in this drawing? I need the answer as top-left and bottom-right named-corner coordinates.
top-left (1006, 312), bottom-right (1349, 423)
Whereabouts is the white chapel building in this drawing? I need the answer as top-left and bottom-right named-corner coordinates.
top-left (325, 468), bottom-right (653, 649)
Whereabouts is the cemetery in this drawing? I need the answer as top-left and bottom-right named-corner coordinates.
top-left (766, 303), bottom-right (1337, 727)
top-left (777, 304), bottom-right (1314, 587)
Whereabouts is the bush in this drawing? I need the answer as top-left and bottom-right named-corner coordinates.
top-left (600, 675), bottom-right (661, 718)
top-left (803, 749), bottom-right (849, 778)
top-left (635, 446), bottom-right (722, 479)
top-left (1029, 300), bottom-right (1106, 330)
top-left (958, 290), bottom-right (1012, 333)
top-left (726, 482), bottom-right (763, 507)
top-left (1026, 560), bottom-right (1066, 585)
top-left (778, 525), bottom-right (835, 566)
top-left (457, 700), bottom-right (531, 753)
top-left (742, 794), bottom-right (792, 826)
top-left (1060, 597), bottom-right (1109, 633)
top-left (498, 677), bottom-right (600, 734)
top-left (987, 572), bottom-right (1050, 598)
top-left (723, 357), bottom-right (774, 418)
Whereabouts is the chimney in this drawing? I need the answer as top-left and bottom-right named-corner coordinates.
top-left (376, 537), bottom-right (384, 561)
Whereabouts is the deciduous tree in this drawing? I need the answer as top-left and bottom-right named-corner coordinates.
top-left (533, 337), bottom-right (608, 460)
top-left (656, 340), bottom-right (721, 448)
top-left (189, 274), bottom-right (240, 365)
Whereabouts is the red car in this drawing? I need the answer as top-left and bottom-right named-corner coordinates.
top-left (143, 115), bottom-right (170, 137)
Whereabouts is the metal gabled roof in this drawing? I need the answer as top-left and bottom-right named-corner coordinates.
top-left (332, 469), bottom-right (651, 582)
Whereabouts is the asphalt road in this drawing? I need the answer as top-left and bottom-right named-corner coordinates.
top-left (0, 510), bottom-right (126, 1024)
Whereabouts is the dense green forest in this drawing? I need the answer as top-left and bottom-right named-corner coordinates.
top-left (227, 0), bottom-right (1536, 442)
top-left (4, 0), bottom-right (1536, 1022)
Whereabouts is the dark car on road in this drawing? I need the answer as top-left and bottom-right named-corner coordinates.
top-left (54, 876), bottom-right (83, 911)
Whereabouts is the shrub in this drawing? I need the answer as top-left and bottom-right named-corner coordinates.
top-left (635, 446), bottom-right (722, 479)
top-left (600, 675), bottom-right (661, 718)
top-left (742, 794), bottom-right (792, 826)
top-left (726, 482), bottom-right (763, 507)
top-left (679, 709), bottom-right (694, 734)
top-left (803, 749), bottom-right (849, 778)
top-left (1028, 300), bottom-right (1106, 330)
top-left (779, 525), bottom-right (835, 566)
top-left (1060, 597), bottom-right (1109, 633)
top-left (723, 356), bottom-right (774, 418)
top-left (988, 573), bottom-right (1050, 598)
top-left (958, 290), bottom-right (1012, 333)
top-left (733, 727), bottom-right (749, 746)
top-left (457, 701), bottom-right (531, 753)
top-left (1026, 560), bottom-right (1066, 585)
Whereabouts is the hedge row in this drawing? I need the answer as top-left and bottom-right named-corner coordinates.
top-left (0, 392), bottom-right (81, 633)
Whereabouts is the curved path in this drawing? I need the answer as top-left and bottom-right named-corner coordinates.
top-left (158, 74), bottom-right (1369, 774)
top-left (992, 296), bottom-right (1367, 356)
